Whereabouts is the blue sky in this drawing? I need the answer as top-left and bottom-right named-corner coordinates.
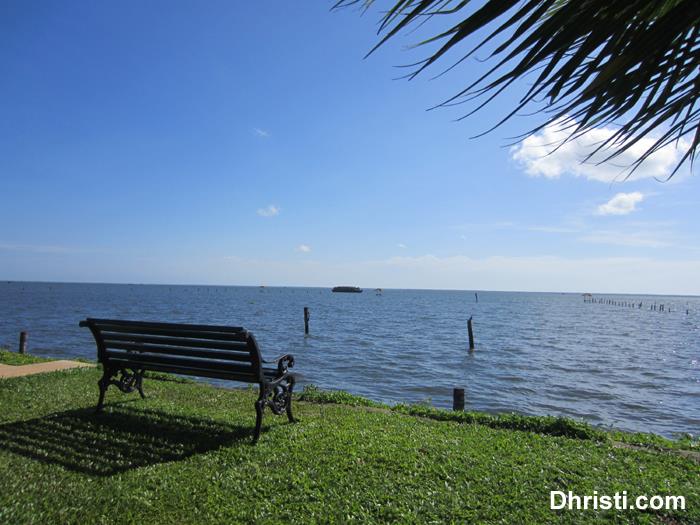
top-left (1, 1), bottom-right (699, 294)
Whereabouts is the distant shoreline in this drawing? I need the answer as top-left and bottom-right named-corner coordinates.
top-left (2, 280), bottom-right (698, 298)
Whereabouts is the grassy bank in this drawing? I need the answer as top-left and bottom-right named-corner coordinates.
top-left (0, 367), bottom-right (697, 524)
top-left (0, 349), bottom-right (56, 366)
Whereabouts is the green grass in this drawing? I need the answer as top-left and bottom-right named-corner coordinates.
top-left (0, 370), bottom-right (697, 524)
top-left (299, 385), bottom-right (699, 451)
top-left (0, 350), bottom-right (56, 366)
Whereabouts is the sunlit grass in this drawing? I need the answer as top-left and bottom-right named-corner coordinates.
top-left (0, 350), bottom-right (56, 366)
top-left (0, 369), bottom-right (697, 524)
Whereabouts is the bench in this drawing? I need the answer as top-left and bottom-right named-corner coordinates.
top-left (80, 318), bottom-right (296, 443)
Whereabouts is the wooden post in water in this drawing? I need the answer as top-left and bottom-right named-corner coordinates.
top-left (303, 307), bottom-right (310, 335)
top-left (453, 388), bottom-right (465, 411)
top-left (467, 316), bottom-right (475, 350)
top-left (19, 331), bottom-right (27, 354)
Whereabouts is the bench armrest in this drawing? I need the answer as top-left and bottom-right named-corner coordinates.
top-left (263, 354), bottom-right (295, 375)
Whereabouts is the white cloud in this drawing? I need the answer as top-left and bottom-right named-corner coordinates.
top-left (397, 243), bottom-right (407, 249)
top-left (597, 192), bottom-right (644, 216)
top-left (18, 252), bottom-right (697, 295)
top-left (257, 205), bottom-right (280, 217)
top-left (253, 128), bottom-right (269, 138)
top-left (0, 243), bottom-right (70, 253)
top-left (457, 223), bottom-right (581, 235)
top-left (578, 230), bottom-right (669, 248)
top-left (296, 244), bottom-right (311, 253)
top-left (0, 243), bottom-right (79, 254)
top-left (207, 254), bottom-right (698, 294)
top-left (525, 225), bottom-right (581, 234)
top-left (511, 118), bottom-right (688, 182)
top-left (354, 254), bottom-right (699, 294)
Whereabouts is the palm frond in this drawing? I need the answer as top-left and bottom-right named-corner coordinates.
top-left (335, 0), bottom-right (700, 177)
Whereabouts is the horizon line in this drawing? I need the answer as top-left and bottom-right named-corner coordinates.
top-left (2, 280), bottom-right (698, 299)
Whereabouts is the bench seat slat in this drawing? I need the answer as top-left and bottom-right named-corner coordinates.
top-left (105, 350), bottom-right (256, 373)
top-left (103, 341), bottom-right (253, 361)
top-left (85, 318), bottom-right (245, 333)
top-left (97, 325), bottom-right (249, 342)
top-left (109, 361), bottom-right (261, 382)
top-left (101, 333), bottom-right (249, 352)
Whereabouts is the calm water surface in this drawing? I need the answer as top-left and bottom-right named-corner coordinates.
top-left (1, 282), bottom-right (698, 438)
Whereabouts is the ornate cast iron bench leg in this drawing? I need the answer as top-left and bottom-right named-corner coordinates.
top-left (95, 367), bottom-right (146, 413)
top-left (96, 367), bottom-right (115, 413)
top-left (135, 369), bottom-right (146, 399)
top-left (253, 388), bottom-right (266, 444)
top-left (286, 376), bottom-right (296, 423)
top-left (251, 377), bottom-right (296, 443)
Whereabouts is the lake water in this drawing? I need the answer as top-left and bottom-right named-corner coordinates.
top-left (1, 282), bottom-right (698, 438)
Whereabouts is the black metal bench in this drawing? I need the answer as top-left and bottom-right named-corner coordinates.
top-left (79, 318), bottom-right (295, 443)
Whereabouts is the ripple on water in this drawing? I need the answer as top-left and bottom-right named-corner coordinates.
top-left (1, 284), bottom-right (698, 437)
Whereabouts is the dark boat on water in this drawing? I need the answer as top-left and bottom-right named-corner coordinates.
top-left (332, 286), bottom-right (363, 293)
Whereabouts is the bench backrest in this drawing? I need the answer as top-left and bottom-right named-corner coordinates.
top-left (80, 318), bottom-right (264, 382)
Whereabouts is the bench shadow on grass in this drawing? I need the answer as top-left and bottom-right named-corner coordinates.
top-left (0, 404), bottom-right (253, 476)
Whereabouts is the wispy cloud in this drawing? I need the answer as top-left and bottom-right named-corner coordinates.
top-left (511, 117), bottom-right (688, 183)
top-left (256, 205), bottom-right (280, 217)
top-left (253, 128), bottom-right (269, 138)
top-left (525, 225), bottom-right (581, 234)
top-left (578, 230), bottom-right (670, 248)
top-left (456, 222), bottom-right (580, 235)
top-left (296, 244), bottom-right (311, 253)
top-left (397, 243), bottom-right (407, 249)
top-left (0, 243), bottom-right (74, 254)
top-left (453, 221), bottom-right (517, 234)
top-left (597, 192), bottom-right (644, 216)
top-left (451, 218), bottom-right (678, 250)
top-left (144, 253), bottom-right (700, 294)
